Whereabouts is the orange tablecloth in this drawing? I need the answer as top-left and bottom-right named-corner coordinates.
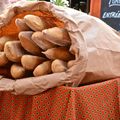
top-left (0, 79), bottom-right (120, 120)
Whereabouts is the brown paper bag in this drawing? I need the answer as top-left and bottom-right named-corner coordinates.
top-left (0, 1), bottom-right (120, 95)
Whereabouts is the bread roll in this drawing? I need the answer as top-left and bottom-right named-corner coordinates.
top-left (10, 64), bottom-right (26, 79)
top-left (67, 60), bottom-right (75, 68)
top-left (33, 61), bottom-right (52, 77)
top-left (21, 55), bottom-right (45, 70)
top-left (19, 31), bottom-right (42, 55)
top-left (4, 41), bottom-right (25, 62)
top-left (42, 27), bottom-right (71, 46)
top-left (32, 32), bottom-right (56, 50)
top-left (0, 52), bottom-right (9, 66)
top-left (24, 15), bottom-right (47, 31)
top-left (24, 15), bottom-right (56, 31)
top-left (42, 47), bottom-right (74, 61)
top-left (0, 36), bottom-right (14, 51)
top-left (15, 18), bottom-right (31, 31)
top-left (51, 59), bottom-right (67, 73)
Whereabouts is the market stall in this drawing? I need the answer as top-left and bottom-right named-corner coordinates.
top-left (0, 1), bottom-right (120, 119)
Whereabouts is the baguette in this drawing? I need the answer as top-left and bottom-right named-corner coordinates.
top-left (42, 47), bottom-right (74, 61)
top-left (0, 52), bottom-right (9, 66)
top-left (0, 36), bottom-right (14, 51)
top-left (4, 41), bottom-right (25, 62)
top-left (67, 60), bottom-right (75, 68)
top-left (24, 15), bottom-right (47, 31)
top-left (32, 31), bottom-right (56, 50)
top-left (51, 59), bottom-right (67, 73)
top-left (15, 18), bottom-right (31, 31)
top-left (10, 64), bottom-right (26, 79)
top-left (24, 15), bottom-right (56, 31)
top-left (19, 31), bottom-right (42, 55)
top-left (33, 61), bottom-right (52, 77)
top-left (42, 27), bottom-right (71, 46)
top-left (21, 55), bottom-right (45, 70)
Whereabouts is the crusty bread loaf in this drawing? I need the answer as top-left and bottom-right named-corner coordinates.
top-left (51, 59), bottom-right (67, 73)
top-left (42, 27), bottom-right (71, 46)
top-left (10, 64), bottom-right (26, 79)
top-left (0, 52), bottom-right (9, 66)
top-left (24, 15), bottom-right (56, 31)
top-left (15, 18), bottom-right (31, 31)
top-left (0, 36), bottom-right (14, 51)
top-left (32, 31), bottom-right (56, 50)
top-left (24, 15), bottom-right (47, 31)
top-left (4, 41), bottom-right (25, 62)
top-left (67, 60), bottom-right (75, 68)
top-left (21, 55), bottom-right (45, 70)
top-left (42, 47), bottom-right (74, 61)
top-left (33, 61), bottom-right (52, 77)
top-left (19, 31), bottom-right (42, 55)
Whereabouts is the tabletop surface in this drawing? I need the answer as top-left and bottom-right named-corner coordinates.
top-left (0, 78), bottom-right (120, 120)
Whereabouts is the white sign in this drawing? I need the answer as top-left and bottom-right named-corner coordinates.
top-left (102, 11), bottom-right (120, 18)
top-left (109, 0), bottom-right (120, 7)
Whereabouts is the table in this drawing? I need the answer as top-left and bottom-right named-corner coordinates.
top-left (0, 79), bottom-right (120, 120)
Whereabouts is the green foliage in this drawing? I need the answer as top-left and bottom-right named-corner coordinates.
top-left (50, 0), bottom-right (69, 7)
top-left (54, 0), bottom-right (65, 6)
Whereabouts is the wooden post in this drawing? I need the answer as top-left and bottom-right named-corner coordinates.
top-left (90, 0), bottom-right (101, 18)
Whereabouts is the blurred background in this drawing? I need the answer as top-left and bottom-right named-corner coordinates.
top-left (9, 0), bottom-right (90, 13)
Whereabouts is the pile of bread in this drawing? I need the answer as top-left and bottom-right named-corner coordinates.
top-left (0, 14), bottom-right (75, 79)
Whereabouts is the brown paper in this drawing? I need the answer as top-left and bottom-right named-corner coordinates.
top-left (0, 1), bottom-right (120, 95)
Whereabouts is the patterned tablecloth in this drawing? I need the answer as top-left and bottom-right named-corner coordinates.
top-left (0, 78), bottom-right (120, 120)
